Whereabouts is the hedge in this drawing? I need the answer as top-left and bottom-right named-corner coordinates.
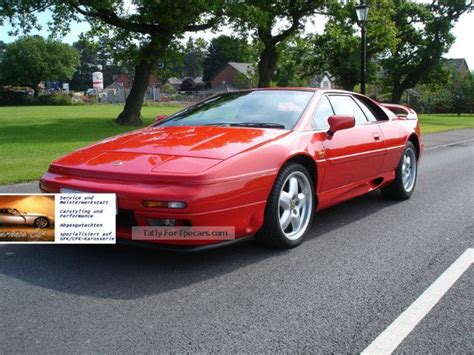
top-left (0, 91), bottom-right (72, 106)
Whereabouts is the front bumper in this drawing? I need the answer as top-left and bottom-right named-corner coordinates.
top-left (40, 171), bottom-right (273, 245)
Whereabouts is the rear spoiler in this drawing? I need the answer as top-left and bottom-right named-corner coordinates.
top-left (381, 103), bottom-right (417, 120)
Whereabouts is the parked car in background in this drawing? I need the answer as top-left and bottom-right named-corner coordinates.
top-left (85, 88), bottom-right (97, 96)
top-left (85, 88), bottom-right (106, 97)
top-left (0, 208), bottom-right (53, 228)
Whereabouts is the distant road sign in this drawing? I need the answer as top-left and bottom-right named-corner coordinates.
top-left (92, 72), bottom-right (104, 90)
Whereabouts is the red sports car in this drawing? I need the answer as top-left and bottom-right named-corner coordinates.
top-left (40, 88), bottom-right (422, 249)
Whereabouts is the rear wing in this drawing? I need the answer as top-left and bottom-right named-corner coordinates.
top-left (381, 103), bottom-right (418, 120)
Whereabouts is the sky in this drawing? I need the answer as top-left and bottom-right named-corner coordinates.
top-left (1, 8), bottom-right (473, 69)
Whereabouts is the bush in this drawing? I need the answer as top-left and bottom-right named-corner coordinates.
top-left (142, 101), bottom-right (183, 107)
top-left (35, 92), bottom-right (73, 105)
top-left (162, 83), bottom-right (177, 94)
top-left (0, 90), bottom-right (72, 106)
top-left (0, 90), bottom-right (33, 105)
top-left (169, 93), bottom-right (189, 101)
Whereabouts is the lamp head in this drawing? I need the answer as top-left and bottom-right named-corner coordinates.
top-left (355, 3), bottom-right (370, 23)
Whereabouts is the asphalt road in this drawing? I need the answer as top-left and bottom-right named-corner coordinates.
top-left (0, 129), bottom-right (473, 353)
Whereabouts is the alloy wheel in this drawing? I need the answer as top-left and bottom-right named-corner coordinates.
top-left (402, 147), bottom-right (417, 192)
top-left (278, 171), bottom-right (313, 241)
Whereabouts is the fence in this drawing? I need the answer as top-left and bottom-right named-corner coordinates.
top-left (104, 86), bottom-right (227, 105)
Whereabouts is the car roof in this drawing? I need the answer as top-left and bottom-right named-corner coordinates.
top-left (230, 87), bottom-right (367, 95)
top-left (231, 87), bottom-right (319, 93)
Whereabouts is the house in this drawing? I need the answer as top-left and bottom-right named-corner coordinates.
top-left (211, 62), bottom-right (255, 90)
top-left (107, 73), bottom-right (132, 89)
top-left (107, 73), bottom-right (161, 90)
top-left (105, 74), bottom-right (162, 103)
top-left (167, 77), bottom-right (183, 90)
top-left (309, 71), bottom-right (335, 89)
top-left (444, 58), bottom-right (470, 77)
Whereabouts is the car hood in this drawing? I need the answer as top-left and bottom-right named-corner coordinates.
top-left (23, 213), bottom-right (44, 217)
top-left (49, 126), bottom-right (289, 178)
top-left (23, 213), bottom-right (51, 219)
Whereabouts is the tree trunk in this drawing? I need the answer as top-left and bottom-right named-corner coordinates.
top-left (115, 37), bottom-right (169, 126)
top-left (257, 43), bottom-right (278, 88)
top-left (115, 59), bottom-right (154, 126)
top-left (391, 83), bottom-right (403, 104)
top-left (32, 83), bottom-right (40, 97)
top-left (341, 78), bottom-right (356, 92)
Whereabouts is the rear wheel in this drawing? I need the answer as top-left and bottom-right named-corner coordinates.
top-left (256, 163), bottom-right (314, 248)
top-left (34, 217), bottom-right (49, 228)
top-left (381, 142), bottom-right (418, 200)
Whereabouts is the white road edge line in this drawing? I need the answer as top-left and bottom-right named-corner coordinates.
top-left (361, 248), bottom-right (474, 355)
top-left (425, 138), bottom-right (474, 151)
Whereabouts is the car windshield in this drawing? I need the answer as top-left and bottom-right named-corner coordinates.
top-left (155, 90), bottom-right (314, 130)
top-left (8, 208), bottom-right (20, 215)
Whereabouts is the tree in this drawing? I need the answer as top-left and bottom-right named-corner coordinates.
top-left (382, 0), bottom-right (471, 103)
top-left (1, 1), bottom-right (224, 125)
top-left (273, 36), bottom-right (310, 87)
top-left (70, 36), bottom-right (133, 91)
top-left (0, 36), bottom-right (79, 95)
top-left (183, 37), bottom-right (207, 78)
top-left (202, 35), bottom-right (252, 83)
top-left (304, 0), bottom-right (398, 92)
top-left (0, 40), bottom-right (6, 64)
top-left (70, 38), bottom-right (100, 91)
top-left (228, 0), bottom-right (324, 87)
top-left (450, 72), bottom-right (473, 116)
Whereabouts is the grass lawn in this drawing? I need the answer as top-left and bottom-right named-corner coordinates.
top-left (0, 106), bottom-right (472, 185)
top-left (0, 104), bottom-right (182, 185)
top-left (418, 114), bottom-right (474, 134)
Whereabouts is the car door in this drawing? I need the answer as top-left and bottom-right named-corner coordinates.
top-left (317, 94), bottom-right (386, 191)
top-left (353, 95), bottom-right (409, 174)
top-left (0, 209), bottom-right (9, 225)
top-left (0, 208), bottom-right (27, 225)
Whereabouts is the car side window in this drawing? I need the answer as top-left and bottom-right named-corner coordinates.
top-left (354, 95), bottom-right (390, 121)
top-left (328, 95), bottom-right (368, 125)
top-left (312, 96), bottom-right (334, 130)
top-left (354, 97), bottom-right (377, 122)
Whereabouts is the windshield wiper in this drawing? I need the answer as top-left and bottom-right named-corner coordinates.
top-left (229, 122), bottom-right (286, 129)
top-left (203, 122), bottom-right (287, 129)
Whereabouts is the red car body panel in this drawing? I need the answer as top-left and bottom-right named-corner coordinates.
top-left (40, 88), bottom-right (422, 246)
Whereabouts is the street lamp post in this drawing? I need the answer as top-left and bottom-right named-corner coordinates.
top-left (355, 2), bottom-right (369, 95)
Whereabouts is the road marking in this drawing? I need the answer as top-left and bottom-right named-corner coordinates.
top-left (425, 138), bottom-right (474, 151)
top-left (361, 248), bottom-right (474, 355)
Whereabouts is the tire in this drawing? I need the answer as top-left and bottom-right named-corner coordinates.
top-left (256, 162), bottom-right (315, 248)
top-left (34, 217), bottom-right (49, 228)
top-left (381, 141), bottom-right (418, 200)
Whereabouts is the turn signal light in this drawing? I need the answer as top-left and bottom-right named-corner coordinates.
top-left (142, 200), bottom-right (186, 209)
top-left (39, 181), bottom-right (51, 193)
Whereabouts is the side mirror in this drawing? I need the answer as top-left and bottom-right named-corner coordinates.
top-left (156, 114), bottom-right (168, 122)
top-left (327, 115), bottom-right (355, 136)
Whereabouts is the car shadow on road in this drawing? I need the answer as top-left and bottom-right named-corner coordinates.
top-left (0, 191), bottom-right (402, 300)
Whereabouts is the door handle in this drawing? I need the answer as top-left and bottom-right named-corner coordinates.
top-left (372, 132), bottom-right (381, 141)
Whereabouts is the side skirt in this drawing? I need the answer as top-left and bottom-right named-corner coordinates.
top-left (316, 171), bottom-right (395, 211)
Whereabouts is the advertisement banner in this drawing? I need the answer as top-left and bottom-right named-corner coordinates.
top-left (0, 193), bottom-right (116, 244)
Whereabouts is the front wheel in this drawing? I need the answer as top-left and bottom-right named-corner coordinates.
top-left (34, 217), bottom-right (49, 228)
top-left (381, 142), bottom-right (418, 200)
top-left (256, 163), bottom-right (314, 248)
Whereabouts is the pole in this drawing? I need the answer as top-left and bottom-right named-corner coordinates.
top-left (360, 24), bottom-right (366, 95)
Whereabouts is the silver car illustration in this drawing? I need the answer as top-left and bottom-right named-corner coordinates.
top-left (0, 208), bottom-right (54, 228)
